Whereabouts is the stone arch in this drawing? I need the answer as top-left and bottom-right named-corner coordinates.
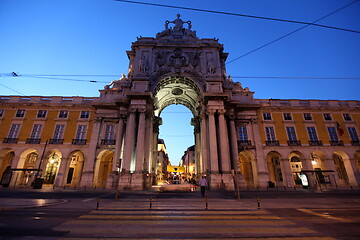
top-left (42, 150), bottom-right (63, 185)
top-left (94, 150), bottom-right (114, 187)
top-left (266, 151), bottom-right (283, 186)
top-left (64, 150), bottom-right (85, 187)
top-left (13, 149), bottom-right (39, 186)
top-left (355, 151), bottom-right (360, 173)
top-left (0, 149), bottom-right (15, 180)
top-left (153, 76), bottom-right (202, 117)
top-left (333, 151), bottom-right (357, 186)
top-left (238, 150), bottom-right (255, 187)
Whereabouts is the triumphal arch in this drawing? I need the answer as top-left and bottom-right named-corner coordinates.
top-left (82, 14), bottom-right (265, 190)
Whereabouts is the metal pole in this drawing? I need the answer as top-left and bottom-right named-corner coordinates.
top-left (35, 139), bottom-right (48, 179)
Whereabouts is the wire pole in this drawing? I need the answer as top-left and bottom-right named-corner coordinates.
top-left (35, 139), bottom-right (48, 179)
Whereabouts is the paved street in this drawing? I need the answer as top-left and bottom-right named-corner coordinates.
top-left (0, 188), bottom-right (359, 239)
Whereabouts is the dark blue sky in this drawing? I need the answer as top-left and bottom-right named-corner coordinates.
top-left (1, 0), bottom-right (359, 163)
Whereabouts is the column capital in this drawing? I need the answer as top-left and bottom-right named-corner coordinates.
top-left (207, 109), bottom-right (216, 116)
top-left (217, 109), bottom-right (226, 115)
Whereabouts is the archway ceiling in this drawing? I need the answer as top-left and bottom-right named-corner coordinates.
top-left (155, 81), bottom-right (199, 116)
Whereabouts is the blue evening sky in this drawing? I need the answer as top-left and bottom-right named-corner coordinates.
top-left (1, 0), bottom-right (359, 164)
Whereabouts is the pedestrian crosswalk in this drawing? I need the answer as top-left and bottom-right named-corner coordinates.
top-left (54, 197), bottom-right (334, 239)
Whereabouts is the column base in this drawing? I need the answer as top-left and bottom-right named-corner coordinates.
top-left (79, 171), bottom-right (94, 188)
top-left (118, 173), bottom-right (149, 190)
top-left (209, 173), bottom-right (235, 190)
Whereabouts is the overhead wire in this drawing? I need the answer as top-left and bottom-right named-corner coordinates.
top-left (114, 0), bottom-right (360, 34)
top-left (226, 0), bottom-right (360, 64)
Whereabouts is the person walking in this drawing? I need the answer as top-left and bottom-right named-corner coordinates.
top-left (199, 176), bottom-right (207, 197)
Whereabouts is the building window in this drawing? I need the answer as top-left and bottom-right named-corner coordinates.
top-left (59, 110), bottom-right (68, 118)
top-left (265, 127), bottom-right (276, 141)
top-left (263, 113), bottom-right (272, 120)
top-left (323, 113), bottom-right (332, 121)
top-left (307, 127), bottom-right (318, 141)
top-left (0, 109), bottom-right (4, 118)
top-left (37, 110), bottom-right (47, 118)
top-left (348, 127), bottom-right (359, 142)
top-left (343, 113), bottom-right (352, 121)
top-left (286, 127), bottom-right (297, 141)
top-left (80, 111), bottom-right (90, 119)
top-left (304, 113), bottom-right (312, 121)
top-left (327, 127), bottom-right (338, 141)
top-left (8, 124), bottom-right (21, 138)
top-left (283, 113), bottom-right (292, 121)
top-left (105, 125), bottom-right (115, 140)
top-left (53, 124), bottom-right (65, 139)
top-left (30, 124), bottom-right (42, 139)
top-left (15, 109), bottom-right (25, 118)
top-left (238, 126), bottom-right (248, 141)
top-left (76, 125), bottom-right (87, 140)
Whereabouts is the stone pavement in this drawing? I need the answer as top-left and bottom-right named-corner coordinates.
top-left (53, 194), bottom-right (336, 239)
top-left (0, 198), bottom-right (67, 210)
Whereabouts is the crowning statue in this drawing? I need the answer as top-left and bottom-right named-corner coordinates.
top-left (156, 14), bottom-right (197, 39)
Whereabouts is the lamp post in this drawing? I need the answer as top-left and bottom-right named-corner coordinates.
top-left (33, 139), bottom-right (48, 188)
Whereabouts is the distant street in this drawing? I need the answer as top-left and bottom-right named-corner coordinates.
top-left (0, 188), bottom-right (359, 239)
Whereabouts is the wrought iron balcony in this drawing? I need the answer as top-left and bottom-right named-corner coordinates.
top-left (287, 140), bottom-right (301, 146)
top-left (237, 140), bottom-right (252, 147)
top-left (49, 139), bottom-right (64, 144)
top-left (3, 138), bottom-right (18, 143)
top-left (26, 138), bottom-right (41, 144)
top-left (72, 139), bottom-right (87, 145)
top-left (101, 139), bottom-right (116, 145)
top-left (330, 140), bottom-right (344, 146)
top-left (265, 140), bottom-right (279, 146)
top-left (351, 140), bottom-right (360, 146)
top-left (309, 140), bottom-right (323, 146)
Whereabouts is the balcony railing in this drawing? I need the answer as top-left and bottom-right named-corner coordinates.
top-left (237, 140), bottom-right (252, 147)
top-left (49, 139), bottom-right (64, 144)
top-left (265, 140), bottom-right (279, 146)
top-left (26, 138), bottom-right (41, 144)
top-left (351, 140), bottom-right (360, 146)
top-left (287, 140), bottom-right (301, 146)
top-left (101, 139), bottom-right (116, 145)
top-left (3, 138), bottom-right (18, 143)
top-left (72, 139), bottom-right (87, 145)
top-left (309, 140), bottom-right (323, 146)
top-left (330, 140), bottom-right (344, 146)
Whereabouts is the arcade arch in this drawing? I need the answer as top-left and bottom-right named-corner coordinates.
top-left (94, 150), bottom-right (114, 188)
top-left (266, 151), bottom-right (283, 186)
top-left (0, 149), bottom-right (14, 179)
top-left (238, 150), bottom-right (255, 187)
top-left (65, 151), bottom-right (85, 187)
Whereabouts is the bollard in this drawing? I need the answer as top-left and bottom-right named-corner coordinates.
top-left (257, 196), bottom-right (260, 209)
top-left (205, 197), bottom-right (208, 210)
top-left (115, 190), bottom-right (120, 199)
top-left (74, 185), bottom-right (76, 190)
top-left (96, 198), bottom-right (100, 210)
top-left (149, 197), bottom-right (152, 210)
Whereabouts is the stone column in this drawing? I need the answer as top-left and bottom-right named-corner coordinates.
top-left (200, 113), bottom-right (209, 175)
top-left (207, 109), bottom-right (218, 173)
top-left (344, 158), bottom-right (359, 187)
top-left (249, 119), bottom-right (268, 187)
top-left (80, 117), bottom-right (102, 187)
top-left (122, 109), bottom-right (136, 172)
top-left (228, 115), bottom-right (239, 170)
top-left (55, 157), bottom-right (69, 187)
top-left (281, 158), bottom-right (295, 188)
top-left (107, 116), bottom-right (124, 189)
top-left (135, 110), bottom-right (146, 173)
top-left (302, 159), bottom-right (316, 188)
top-left (218, 110), bottom-right (231, 173)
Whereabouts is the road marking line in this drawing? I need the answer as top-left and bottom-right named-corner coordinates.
top-left (82, 198), bottom-right (94, 202)
top-left (297, 208), bottom-right (353, 223)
